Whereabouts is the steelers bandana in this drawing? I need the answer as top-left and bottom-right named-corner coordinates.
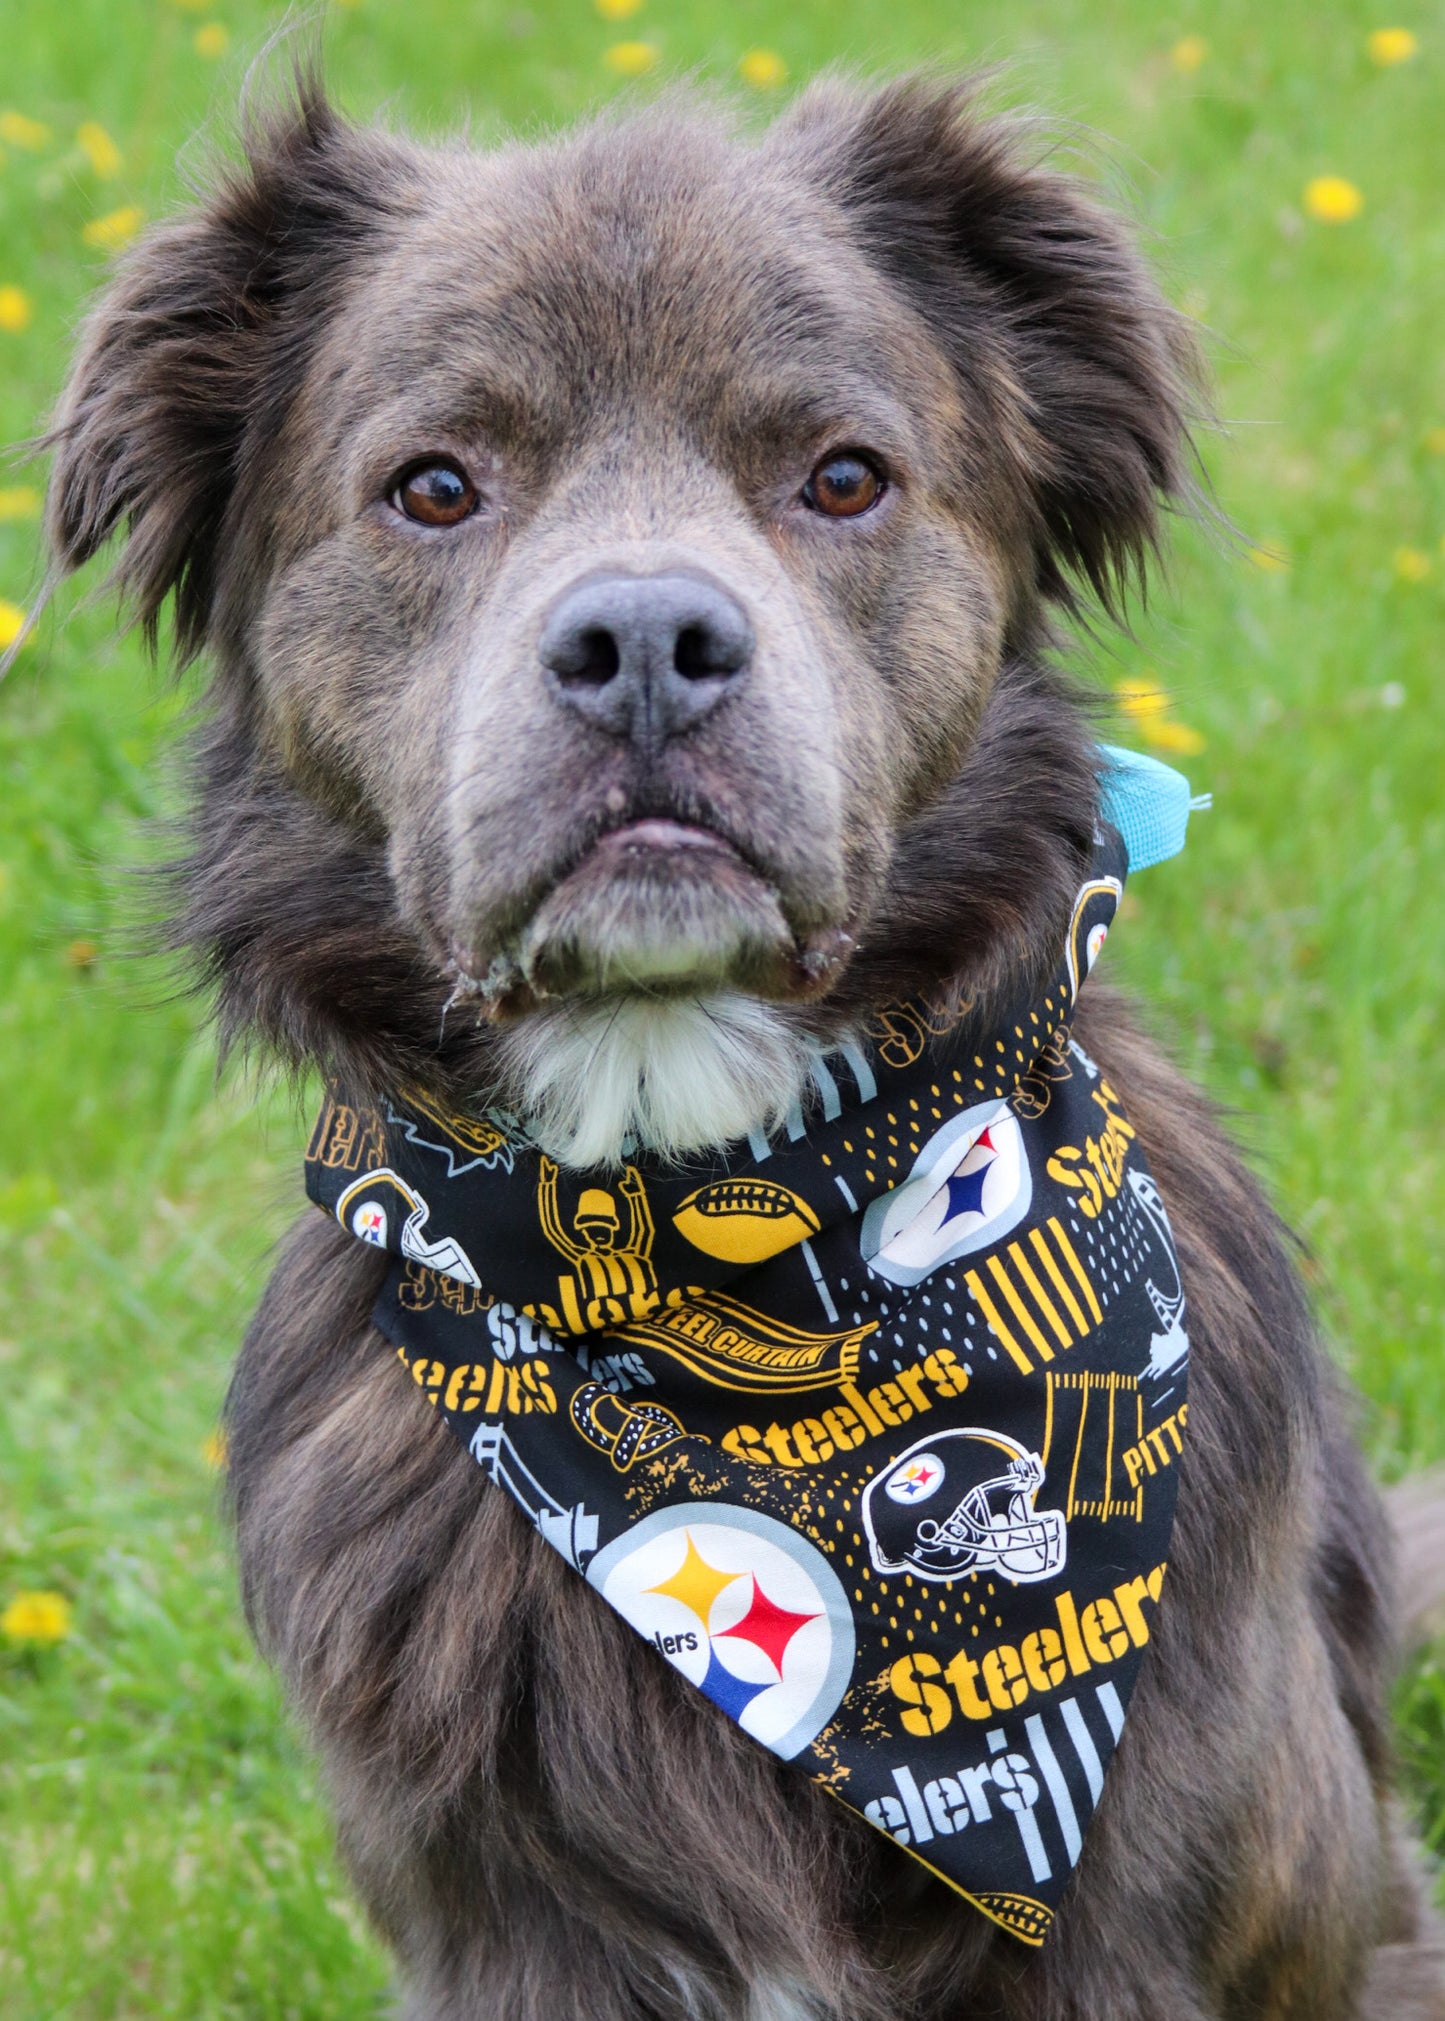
top-left (306, 829), bottom-right (1189, 1948)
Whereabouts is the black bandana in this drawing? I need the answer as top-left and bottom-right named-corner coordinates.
top-left (306, 830), bottom-right (1189, 1947)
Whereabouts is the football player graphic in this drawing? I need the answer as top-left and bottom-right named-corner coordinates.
top-left (862, 1429), bottom-right (1067, 1585)
top-left (537, 1156), bottom-right (662, 1332)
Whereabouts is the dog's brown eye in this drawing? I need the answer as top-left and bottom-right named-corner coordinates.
top-left (803, 452), bottom-right (884, 518)
top-left (392, 461), bottom-right (479, 526)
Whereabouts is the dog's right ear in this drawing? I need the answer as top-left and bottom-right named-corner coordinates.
top-left (45, 78), bottom-right (420, 663)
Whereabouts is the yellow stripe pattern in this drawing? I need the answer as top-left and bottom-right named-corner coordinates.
top-left (964, 1218), bottom-right (1102, 1376)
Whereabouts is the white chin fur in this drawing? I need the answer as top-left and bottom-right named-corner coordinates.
top-left (493, 993), bottom-right (824, 1168)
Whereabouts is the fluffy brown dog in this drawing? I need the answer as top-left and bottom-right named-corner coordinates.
top-left (42, 70), bottom-right (1445, 2020)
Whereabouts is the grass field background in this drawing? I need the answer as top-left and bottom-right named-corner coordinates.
top-left (1, 0), bottom-right (1442, 2011)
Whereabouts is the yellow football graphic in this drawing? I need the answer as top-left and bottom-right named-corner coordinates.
top-left (672, 1178), bottom-right (821, 1263)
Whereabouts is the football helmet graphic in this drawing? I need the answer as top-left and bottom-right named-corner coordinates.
top-left (333, 1168), bottom-right (482, 1288)
top-left (862, 1429), bottom-right (1067, 1585)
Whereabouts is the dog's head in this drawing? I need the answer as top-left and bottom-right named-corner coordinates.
top-left (43, 75), bottom-right (1197, 1149)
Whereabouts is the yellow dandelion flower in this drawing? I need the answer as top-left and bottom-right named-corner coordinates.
top-left (1170, 35), bottom-right (1209, 73)
top-left (1393, 545), bottom-right (1430, 581)
top-left (1368, 28), bottom-right (1418, 65)
top-left (596, 0), bottom-right (642, 17)
top-left (1424, 427), bottom-right (1445, 455)
top-left (0, 487), bottom-right (40, 522)
top-left (0, 599), bottom-right (27, 648)
top-left (0, 285), bottom-right (32, 333)
top-left (65, 938), bottom-right (98, 970)
top-left (605, 40), bottom-right (657, 75)
top-left (194, 22), bottom-right (230, 57)
top-left (739, 48), bottom-right (787, 89)
top-left (1141, 718), bottom-right (1206, 757)
top-left (1248, 544), bottom-right (1289, 571)
top-left (2, 1591), bottom-right (73, 1646)
top-left (83, 205), bottom-right (144, 252)
top-left (0, 112), bottom-right (51, 151)
top-left (76, 122), bottom-right (123, 179)
top-left (1114, 677), bottom-right (1170, 722)
top-left (1303, 176), bottom-right (1364, 223)
top-left (201, 1427), bottom-right (229, 1470)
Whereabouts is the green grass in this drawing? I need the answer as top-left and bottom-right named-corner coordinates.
top-left (1, 0), bottom-right (1442, 2010)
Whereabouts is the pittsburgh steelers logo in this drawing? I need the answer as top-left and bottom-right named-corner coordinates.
top-left (860, 1099), bottom-right (1032, 1289)
top-left (885, 1453), bottom-right (944, 1504)
top-left (587, 1504), bottom-right (854, 1759)
top-left (353, 1202), bottom-right (387, 1246)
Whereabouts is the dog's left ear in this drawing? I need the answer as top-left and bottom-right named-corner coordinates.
top-left (772, 76), bottom-right (1202, 619)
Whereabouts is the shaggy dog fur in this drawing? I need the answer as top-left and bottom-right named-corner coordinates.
top-left (39, 69), bottom-right (1445, 2020)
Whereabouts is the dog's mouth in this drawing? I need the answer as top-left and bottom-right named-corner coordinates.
top-left (589, 817), bottom-right (746, 868)
top-left (461, 816), bottom-right (855, 1018)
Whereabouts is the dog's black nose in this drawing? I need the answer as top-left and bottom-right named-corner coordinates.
top-left (539, 573), bottom-right (752, 750)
